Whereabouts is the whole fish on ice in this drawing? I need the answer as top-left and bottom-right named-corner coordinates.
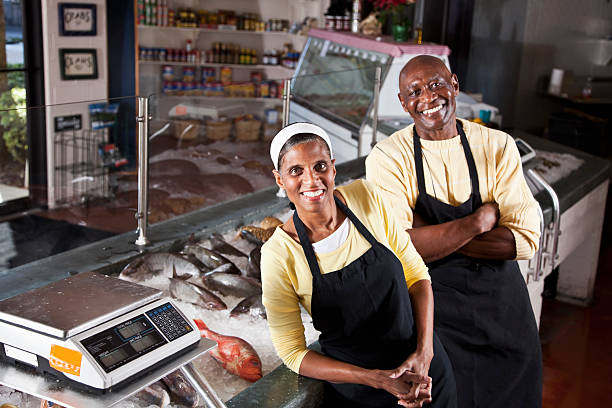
top-left (194, 319), bottom-right (263, 382)
top-left (203, 272), bottom-right (262, 298)
top-left (210, 232), bottom-right (248, 258)
top-left (246, 246), bottom-right (262, 280)
top-left (161, 370), bottom-right (199, 407)
top-left (169, 274), bottom-right (227, 310)
top-left (119, 253), bottom-right (204, 282)
top-left (182, 244), bottom-right (241, 274)
top-left (230, 294), bottom-right (267, 319)
top-left (136, 380), bottom-right (170, 408)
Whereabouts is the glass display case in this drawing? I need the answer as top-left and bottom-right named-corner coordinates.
top-left (289, 29), bottom-right (498, 163)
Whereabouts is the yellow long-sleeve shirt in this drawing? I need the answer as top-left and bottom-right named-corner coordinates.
top-left (365, 119), bottom-right (540, 260)
top-left (261, 179), bottom-right (429, 373)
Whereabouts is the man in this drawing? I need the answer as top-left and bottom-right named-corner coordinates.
top-left (366, 55), bottom-right (542, 407)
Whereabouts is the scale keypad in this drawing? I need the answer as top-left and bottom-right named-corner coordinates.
top-left (146, 303), bottom-right (193, 341)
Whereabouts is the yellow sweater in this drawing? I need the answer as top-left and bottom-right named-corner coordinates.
top-left (261, 180), bottom-right (429, 373)
top-left (365, 119), bottom-right (540, 260)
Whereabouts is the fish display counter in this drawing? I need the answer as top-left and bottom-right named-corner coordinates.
top-left (0, 132), bottom-right (608, 407)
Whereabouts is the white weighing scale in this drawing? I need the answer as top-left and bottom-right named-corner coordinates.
top-left (0, 272), bottom-right (225, 408)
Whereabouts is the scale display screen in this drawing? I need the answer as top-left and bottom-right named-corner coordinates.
top-left (80, 303), bottom-right (193, 373)
top-left (81, 315), bottom-right (166, 373)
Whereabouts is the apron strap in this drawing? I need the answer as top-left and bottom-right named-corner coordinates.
top-left (456, 121), bottom-right (481, 200)
top-left (292, 194), bottom-right (380, 278)
top-left (413, 120), bottom-right (481, 202)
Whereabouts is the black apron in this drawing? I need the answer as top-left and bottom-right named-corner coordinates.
top-left (412, 121), bottom-right (542, 408)
top-left (293, 196), bottom-right (457, 408)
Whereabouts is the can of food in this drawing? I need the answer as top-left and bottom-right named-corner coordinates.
top-left (250, 71), bottom-right (263, 83)
top-left (162, 65), bottom-right (174, 81)
top-left (260, 81), bottom-right (270, 98)
top-left (220, 66), bottom-right (232, 85)
top-left (334, 16), bottom-right (343, 31)
top-left (183, 66), bottom-right (195, 82)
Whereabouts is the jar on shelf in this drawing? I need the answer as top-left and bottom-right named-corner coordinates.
top-left (162, 65), bottom-right (174, 81)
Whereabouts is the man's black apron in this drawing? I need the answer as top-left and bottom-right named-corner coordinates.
top-left (412, 121), bottom-right (542, 407)
top-left (293, 196), bottom-right (457, 408)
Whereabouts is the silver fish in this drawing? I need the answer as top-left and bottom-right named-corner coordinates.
top-left (182, 245), bottom-right (241, 274)
top-left (246, 246), bottom-right (262, 280)
top-left (203, 262), bottom-right (241, 277)
top-left (203, 273), bottom-right (262, 298)
top-left (162, 370), bottom-right (199, 408)
top-left (210, 232), bottom-right (248, 258)
top-left (169, 277), bottom-right (227, 310)
top-left (119, 253), bottom-right (204, 282)
top-left (137, 380), bottom-right (170, 408)
top-left (230, 294), bottom-right (267, 319)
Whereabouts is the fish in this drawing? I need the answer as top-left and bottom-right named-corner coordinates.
top-left (169, 275), bottom-right (227, 310)
top-left (161, 370), bottom-right (200, 407)
top-left (182, 244), bottom-right (241, 274)
top-left (194, 319), bottom-right (263, 382)
top-left (237, 225), bottom-right (275, 244)
top-left (203, 262), bottom-right (241, 276)
top-left (210, 232), bottom-right (248, 258)
top-left (119, 253), bottom-right (204, 282)
top-left (136, 381), bottom-right (170, 408)
top-left (230, 294), bottom-right (267, 319)
top-left (260, 216), bottom-right (283, 229)
top-left (246, 246), bottom-right (262, 280)
top-left (203, 272), bottom-right (262, 298)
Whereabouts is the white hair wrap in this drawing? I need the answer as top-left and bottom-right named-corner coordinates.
top-left (270, 122), bottom-right (334, 170)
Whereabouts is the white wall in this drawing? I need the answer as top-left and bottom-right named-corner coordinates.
top-left (41, 0), bottom-right (108, 206)
top-left (513, 0), bottom-right (612, 131)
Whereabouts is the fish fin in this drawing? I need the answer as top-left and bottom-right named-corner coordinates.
top-left (193, 318), bottom-right (208, 331)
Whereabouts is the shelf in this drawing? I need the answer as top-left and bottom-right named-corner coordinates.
top-left (159, 95), bottom-right (283, 104)
top-left (139, 60), bottom-right (294, 72)
top-left (138, 25), bottom-right (300, 38)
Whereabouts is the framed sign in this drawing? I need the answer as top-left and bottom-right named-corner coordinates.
top-left (59, 48), bottom-right (98, 80)
top-left (54, 114), bottom-right (83, 132)
top-left (58, 3), bottom-right (97, 36)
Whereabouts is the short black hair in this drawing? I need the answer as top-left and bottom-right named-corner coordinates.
top-left (277, 133), bottom-right (331, 171)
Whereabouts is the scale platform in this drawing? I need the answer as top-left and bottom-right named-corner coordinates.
top-left (0, 271), bottom-right (220, 406)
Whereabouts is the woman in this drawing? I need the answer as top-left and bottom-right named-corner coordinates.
top-left (261, 123), bottom-right (457, 407)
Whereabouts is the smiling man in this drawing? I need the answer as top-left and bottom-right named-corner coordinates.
top-left (365, 55), bottom-right (543, 407)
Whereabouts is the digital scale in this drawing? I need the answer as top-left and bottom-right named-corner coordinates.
top-left (0, 271), bottom-right (219, 402)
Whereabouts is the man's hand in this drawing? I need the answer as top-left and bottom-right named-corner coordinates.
top-left (390, 349), bottom-right (434, 403)
top-left (470, 202), bottom-right (500, 234)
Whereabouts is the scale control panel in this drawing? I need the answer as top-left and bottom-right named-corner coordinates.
top-left (80, 302), bottom-right (193, 373)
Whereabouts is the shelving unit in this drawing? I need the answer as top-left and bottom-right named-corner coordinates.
top-left (138, 24), bottom-right (300, 38)
top-left (139, 60), bottom-right (294, 75)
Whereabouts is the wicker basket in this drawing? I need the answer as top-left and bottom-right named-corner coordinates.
top-left (206, 120), bottom-right (232, 141)
top-left (235, 119), bottom-right (262, 142)
top-left (173, 119), bottom-right (200, 140)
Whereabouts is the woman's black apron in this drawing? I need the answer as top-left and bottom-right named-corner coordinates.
top-left (412, 121), bottom-right (542, 408)
top-left (293, 196), bottom-right (457, 408)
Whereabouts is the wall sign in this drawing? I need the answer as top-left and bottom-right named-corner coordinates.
top-left (58, 3), bottom-right (97, 36)
top-left (59, 48), bottom-right (98, 80)
top-left (54, 114), bottom-right (83, 132)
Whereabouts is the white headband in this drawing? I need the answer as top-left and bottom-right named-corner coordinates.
top-left (270, 122), bottom-right (334, 170)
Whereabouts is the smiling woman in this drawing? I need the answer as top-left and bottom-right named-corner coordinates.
top-left (260, 122), bottom-right (458, 408)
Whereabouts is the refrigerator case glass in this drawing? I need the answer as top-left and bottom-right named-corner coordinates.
top-left (292, 38), bottom-right (390, 129)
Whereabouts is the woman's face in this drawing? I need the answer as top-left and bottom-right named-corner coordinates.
top-left (274, 140), bottom-right (336, 213)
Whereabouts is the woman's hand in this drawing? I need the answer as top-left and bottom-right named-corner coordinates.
top-left (364, 368), bottom-right (431, 403)
top-left (390, 349), bottom-right (434, 403)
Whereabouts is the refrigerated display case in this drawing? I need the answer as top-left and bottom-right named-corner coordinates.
top-left (289, 29), bottom-right (499, 162)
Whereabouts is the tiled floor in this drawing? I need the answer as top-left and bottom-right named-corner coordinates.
top-left (540, 189), bottom-right (612, 407)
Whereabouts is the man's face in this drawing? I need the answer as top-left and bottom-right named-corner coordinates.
top-left (397, 60), bottom-right (459, 132)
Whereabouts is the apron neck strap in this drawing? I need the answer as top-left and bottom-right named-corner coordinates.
top-left (292, 194), bottom-right (379, 278)
top-left (413, 120), bottom-right (480, 198)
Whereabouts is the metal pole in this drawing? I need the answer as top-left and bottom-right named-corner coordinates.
top-left (135, 96), bottom-right (150, 246)
top-left (282, 78), bottom-right (291, 127)
top-left (370, 66), bottom-right (382, 149)
top-left (180, 363), bottom-right (228, 408)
